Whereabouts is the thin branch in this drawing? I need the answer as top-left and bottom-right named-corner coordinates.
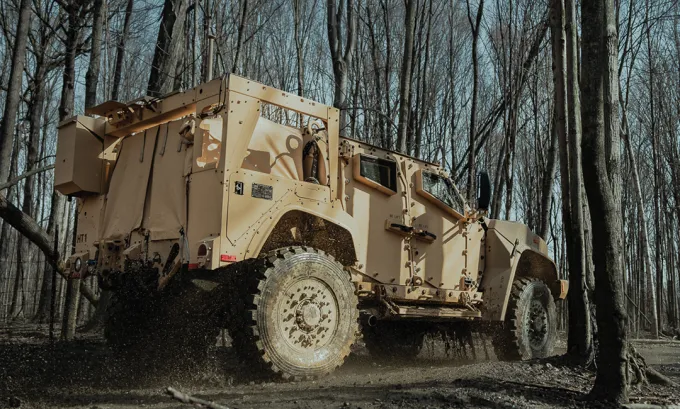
top-left (0, 164), bottom-right (55, 191)
top-left (166, 387), bottom-right (230, 409)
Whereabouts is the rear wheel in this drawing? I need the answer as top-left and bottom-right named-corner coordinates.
top-left (493, 277), bottom-right (557, 360)
top-left (228, 247), bottom-right (358, 380)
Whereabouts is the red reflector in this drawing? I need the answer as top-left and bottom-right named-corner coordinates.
top-left (221, 254), bottom-right (237, 262)
top-left (188, 263), bottom-right (199, 270)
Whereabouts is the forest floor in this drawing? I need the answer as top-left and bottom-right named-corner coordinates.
top-left (0, 325), bottom-right (678, 409)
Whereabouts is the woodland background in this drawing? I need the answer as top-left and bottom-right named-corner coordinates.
top-left (0, 0), bottom-right (678, 342)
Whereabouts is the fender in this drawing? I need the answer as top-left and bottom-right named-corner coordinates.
top-left (480, 220), bottom-right (565, 321)
top-left (245, 205), bottom-right (360, 266)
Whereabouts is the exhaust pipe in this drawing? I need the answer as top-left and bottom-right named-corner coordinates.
top-left (366, 314), bottom-right (377, 327)
top-left (360, 310), bottom-right (379, 327)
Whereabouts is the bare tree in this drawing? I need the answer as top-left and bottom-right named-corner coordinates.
top-left (148, 0), bottom-right (189, 96)
top-left (326, 0), bottom-right (356, 135)
top-left (112, 0), bottom-right (134, 101)
top-left (85, 0), bottom-right (105, 108)
top-left (395, 0), bottom-right (416, 153)
top-left (465, 0), bottom-right (484, 202)
top-left (565, 0), bottom-right (593, 364)
top-left (0, 0), bottom-right (31, 185)
top-left (231, 0), bottom-right (249, 73)
top-left (580, 0), bottom-right (628, 401)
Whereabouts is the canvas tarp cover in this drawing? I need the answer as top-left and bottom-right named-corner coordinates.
top-left (241, 117), bottom-right (305, 180)
top-left (142, 120), bottom-right (186, 240)
top-left (101, 130), bottom-right (157, 240)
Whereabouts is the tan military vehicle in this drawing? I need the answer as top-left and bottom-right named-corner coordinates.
top-left (55, 74), bottom-right (567, 379)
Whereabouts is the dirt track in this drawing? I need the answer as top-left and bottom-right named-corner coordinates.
top-left (1, 328), bottom-right (678, 409)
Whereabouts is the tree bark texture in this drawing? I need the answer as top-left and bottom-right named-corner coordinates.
top-left (581, 0), bottom-right (628, 402)
top-left (465, 0), bottom-right (484, 202)
top-left (112, 0), bottom-right (134, 101)
top-left (565, 0), bottom-right (593, 364)
top-left (395, 0), bottom-right (417, 154)
top-left (85, 0), bottom-right (105, 109)
top-left (0, 0), bottom-right (32, 185)
top-left (148, 0), bottom-right (188, 97)
top-left (326, 0), bottom-right (356, 136)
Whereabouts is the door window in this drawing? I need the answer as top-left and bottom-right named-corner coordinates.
top-left (417, 171), bottom-right (466, 218)
top-left (354, 154), bottom-right (397, 195)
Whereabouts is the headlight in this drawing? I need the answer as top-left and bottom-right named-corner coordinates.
top-left (74, 257), bottom-right (82, 272)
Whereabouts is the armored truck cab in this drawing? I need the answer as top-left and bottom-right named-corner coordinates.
top-left (56, 74), bottom-right (567, 379)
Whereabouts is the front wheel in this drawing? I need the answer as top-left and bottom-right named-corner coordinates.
top-left (493, 277), bottom-right (557, 360)
top-left (228, 247), bottom-right (358, 380)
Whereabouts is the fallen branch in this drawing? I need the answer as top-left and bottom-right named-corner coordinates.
top-left (0, 193), bottom-right (61, 272)
top-left (166, 387), bottom-right (230, 409)
top-left (0, 164), bottom-right (55, 191)
top-left (631, 339), bottom-right (680, 345)
top-left (0, 193), bottom-right (97, 307)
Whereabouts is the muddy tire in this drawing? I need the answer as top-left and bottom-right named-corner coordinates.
top-left (228, 247), bottom-right (358, 380)
top-left (362, 322), bottom-right (426, 360)
top-left (493, 277), bottom-right (557, 361)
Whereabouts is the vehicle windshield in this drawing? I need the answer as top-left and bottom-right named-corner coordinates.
top-left (422, 172), bottom-right (466, 214)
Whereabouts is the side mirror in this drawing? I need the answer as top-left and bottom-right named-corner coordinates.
top-left (477, 171), bottom-right (491, 211)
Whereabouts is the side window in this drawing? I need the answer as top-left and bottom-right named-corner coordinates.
top-left (196, 116), bottom-right (223, 170)
top-left (353, 154), bottom-right (397, 195)
top-left (417, 171), bottom-right (466, 218)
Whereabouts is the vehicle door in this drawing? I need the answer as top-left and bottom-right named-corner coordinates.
top-left (406, 166), bottom-right (483, 299)
top-left (346, 148), bottom-right (411, 287)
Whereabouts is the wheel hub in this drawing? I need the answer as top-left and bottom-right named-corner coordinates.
top-left (278, 278), bottom-right (338, 351)
top-left (528, 299), bottom-right (548, 349)
top-left (296, 300), bottom-right (322, 330)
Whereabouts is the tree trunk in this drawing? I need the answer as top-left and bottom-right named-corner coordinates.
top-left (581, 0), bottom-right (628, 402)
top-left (414, 0), bottom-right (433, 159)
top-left (293, 0), bottom-right (304, 98)
top-left (326, 0), bottom-right (357, 136)
top-left (112, 0), bottom-right (134, 101)
top-left (12, 49), bottom-right (47, 321)
top-left (465, 0), bottom-right (484, 202)
top-left (85, 0), bottom-right (105, 109)
top-left (539, 107), bottom-right (558, 239)
top-left (58, 3), bottom-right (82, 339)
top-left (551, 0), bottom-right (593, 364)
top-left (231, 0), bottom-right (249, 73)
top-left (0, 0), bottom-right (31, 185)
top-left (620, 99), bottom-right (659, 338)
top-left (148, 0), bottom-right (188, 97)
top-left (565, 0), bottom-right (593, 364)
top-left (644, 8), bottom-right (664, 335)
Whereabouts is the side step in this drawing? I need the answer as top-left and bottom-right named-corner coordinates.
top-left (394, 305), bottom-right (481, 319)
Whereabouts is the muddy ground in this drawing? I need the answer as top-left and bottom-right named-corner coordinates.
top-left (0, 326), bottom-right (678, 409)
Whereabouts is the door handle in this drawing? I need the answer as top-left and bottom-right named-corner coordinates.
top-left (415, 229), bottom-right (437, 242)
top-left (385, 221), bottom-right (413, 236)
top-left (390, 223), bottom-right (413, 233)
